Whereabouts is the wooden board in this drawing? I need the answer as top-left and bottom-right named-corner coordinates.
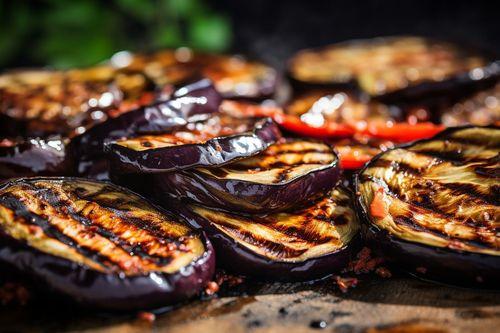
top-left (1, 274), bottom-right (499, 333)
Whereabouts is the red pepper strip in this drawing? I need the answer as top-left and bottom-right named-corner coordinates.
top-left (335, 146), bottom-right (375, 170)
top-left (356, 121), bottom-right (445, 142)
top-left (273, 113), bottom-right (356, 138)
top-left (370, 188), bottom-right (389, 219)
top-left (222, 100), bottom-right (355, 138)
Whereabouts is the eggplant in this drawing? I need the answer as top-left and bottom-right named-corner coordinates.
top-left (0, 136), bottom-right (73, 180)
top-left (107, 115), bottom-right (282, 173)
top-left (356, 126), bottom-right (500, 287)
top-left (114, 49), bottom-right (278, 100)
top-left (285, 89), bottom-right (400, 125)
top-left (288, 36), bottom-right (499, 103)
top-left (0, 177), bottom-right (215, 310)
top-left (174, 186), bottom-right (360, 280)
top-left (153, 139), bottom-right (341, 213)
top-left (0, 67), bottom-right (152, 137)
top-left (441, 82), bottom-right (500, 127)
top-left (71, 78), bottom-right (221, 178)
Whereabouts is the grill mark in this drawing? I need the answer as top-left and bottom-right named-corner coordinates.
top-left (215, 220), bottom-right (308, 259)
top-left (446, 136), bottom-right (500, 149)
top-left (376, 158), bottom-right (498, 206)
top-left (260, 148), bottom-right (330, 156)
top-left (0, 193), bottom-right (113, 270)
top-left (30, 183), bottom-right (182, 265)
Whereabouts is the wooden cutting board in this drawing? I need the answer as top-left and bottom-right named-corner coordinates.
top-left (1, 274), bottom-right (499, 333)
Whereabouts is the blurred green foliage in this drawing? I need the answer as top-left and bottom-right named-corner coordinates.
top-left (0, 0), bottom-right (232, 69)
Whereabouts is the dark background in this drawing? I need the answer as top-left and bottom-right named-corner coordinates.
top-left (1, 0), bottom-right (499, 70)
top-left (213, 0), bottom-right (500, 68)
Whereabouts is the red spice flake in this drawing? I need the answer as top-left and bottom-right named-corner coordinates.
top-left (0, 282), bottom-right (30, 306)
top-left (27, 225), bottom-right (43, 237)
top-left (370, 188), bottom-right (389, 218)
top-left (347, 247), bottom-right (385, 274)
top-left (447, 240), bottom-right (465, 251)
top-left (215, 271), bottom-right (245, 287)
top-left (137, 311), bottom-right (156, 323)
top-left (375, 267), bottom-right (392, 278)
top-left (416, 266), bottom-right (427, 274)
top-left (205, 281), bottom-right (220, 295)
top-left (333, 276), bottom-right (358, 293)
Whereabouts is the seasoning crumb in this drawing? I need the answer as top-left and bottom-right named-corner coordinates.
top-left (334, 276), bottom-right (358, 293)
top-left (137, 311), bottom-right (156, 323)
top-left (416, 266), bottom-right (427, 274)
top-left (375, 267), bottom-right (392, 278)
top-left (205, 281), bottom-right (219, 295)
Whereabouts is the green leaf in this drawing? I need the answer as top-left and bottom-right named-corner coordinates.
top-left (187, 14), bottom-right (231, 52)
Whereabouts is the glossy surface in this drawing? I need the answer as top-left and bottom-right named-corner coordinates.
top-left (114, 49), bottom-right (278, 99)
top-left (72, 78), bottom-right (221, 177)
top-left (108, 116), bottom-right (281, 173)
top-left (154, 139), bottom-right (341, 213)
top-left (288, 36), bottom-right (499, 100)
top-left (176, 187), bottom-right (360, 280)
top-left (356, 126), bottom-right (500, 287)
top-left (0, 137), bottom-right (72, 179)
top-left (441, 83), bottom-right (500, 126)
top-left (0, 177), bottom-right (215, 310)
top-left (0, 66), bottom-right (152, 136)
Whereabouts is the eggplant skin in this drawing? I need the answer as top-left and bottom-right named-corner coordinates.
top-left (107, 116), bottom-right (282, 173)
top-left (355, 126), bottom-right (500, 287)
top-left (71, 78), bottom-right (221, 177)
top-left (288, 36), bottom-right (499, 102)
top-left (153, 139), bottom-right (342, 214)
top-left (174, 187), bottom-right (360, 281)
top-left (0, 137), bottom-right (73, 180)
top-left (0, 177), bottom-right (215, 310)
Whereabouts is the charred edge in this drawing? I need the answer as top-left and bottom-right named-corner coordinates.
top-left (30, 183), bottom-right (181, 265)
top-left (0, 193), bottom-right (113, 269)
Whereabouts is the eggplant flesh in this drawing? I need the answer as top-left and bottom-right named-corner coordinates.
top-left (441, 83), bottom-right (500, 127)
top-left (0, 67), bottom-right (151, 137)
top-left (176, 187), bottom-right (360, 280)
top-left (154, 139), bottom-right (341, 213)
top-left (107, 115), bottom-right (281, 173)
top-left (0, 177), bottom-right (214, 310)
top-left (288, 36), bottom-right (498, 100)
top-left (0, 137), bottom-right (72, 180)
top-left (115, 49), bottom-right (277, 99)
top-left (356, 126), bottom-right (499, 287)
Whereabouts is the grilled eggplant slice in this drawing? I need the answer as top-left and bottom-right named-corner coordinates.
top-left (288, 36), bottom-right (499, 102)
top-left (356, 126), bottom-right (500, 287)
top-left (0, 137), bottom-right (72, 180)
top-left (441, 83), bottom-right (500, 127)
top-left (115, 49), bottom-right (278, 100)
top-left (0, 177), bottom-right (214, 310)
top-left (107, 115), bottom-right (281, 173)
top-left (175, 186), bottom-right (360, 280)
top-left (153, 139), bottom-right (341, 213)
top-left (71, 78), bottom-right (221, 178)
top-left (0, 66), bottom-right (152, 137)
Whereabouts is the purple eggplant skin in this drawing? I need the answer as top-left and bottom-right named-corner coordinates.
top-left (361, 224), bottom-right (499, 289)
top-left (70, 78), bottom-right (222, 161)
top-left (0, 177), bottom-right (216, 311)
top-left (353, 126), bottom-right (500, 289)
top-left (152, 141), bottom-right (342, 214)
top-left (170, 187), bottom-right (361, 281)
top-left (0, 137), bottom-right (73, 179)
top-left (107, 117), bottom-right (282, 174)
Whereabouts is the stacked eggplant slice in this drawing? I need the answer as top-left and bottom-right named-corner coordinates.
top-left (0, 37), bottom-right (499, 311)
top-left (356, 126), bottom-right (499, 287)
top-left (0, 177), bottom-right (214, 310)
